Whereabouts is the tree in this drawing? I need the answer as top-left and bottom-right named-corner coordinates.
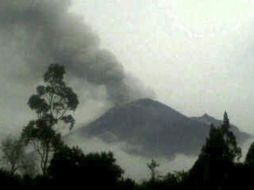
top-left (27, 64), bottom-right (79, 131)
top-left (0, 136), bottom-right (25, 175)
top-left (188, 113), bottom-right (242, 190)
top-left (21, 64), bottom-right (79, 175)
top-left (221, 112), bottom-right (241, 161)
top-left (48, 145), bottom-right (85, 181)
top-left (245, 142), bottom-right (254, 166)
top-left (147, 159), bottom-right (160, 182)
top-left (83, 152), bottom-right (124, 188)
top-left (49, 147), bottom-right (124, 189)
top-left (200, 112), bottom-right (241, 163)
top-left (201, 124), bottom-right (229, 161)
top-left (19, 152), bottom-right (37, 177)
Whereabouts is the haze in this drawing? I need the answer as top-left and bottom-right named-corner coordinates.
top-left (70, 0), bottom-right (254, 134)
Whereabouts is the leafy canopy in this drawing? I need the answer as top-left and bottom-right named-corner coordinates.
top-left (28, 64), bottom-right (79, 130)
top-left (22, 64), bottom-right (79, 175)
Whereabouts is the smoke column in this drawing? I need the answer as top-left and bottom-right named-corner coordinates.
top-left (0, 0), bottom-right (153, 105)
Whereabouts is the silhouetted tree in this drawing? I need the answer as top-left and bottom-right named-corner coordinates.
top-left (0, 136), bottom-right (24, 175)
top-left (147, 159), bottom-right (160, 182)
top-left (188, 112), bottom-right (241, 190)
top-left (22, 121), bottom-right (63, 176)
top-left (118, 178), bottom-right (137, 190)
top-left (245, 142), bottom-right (254, 166)
top-left (21, 64), bottom-right (79, 175)
top-left (242, 142), bottom-right (254, 189)
top-left (48, 145), bottom-right (85, 182)
top-left (48, 146), bottom-right (124, 189)
top-left (199, 112), bottom-right (241, 164)
top-left (81, 151), bottom-right (124, 189)
top-left (163, 171), bottom-right (188, 189)
top-left (221, 112), bottom-right (241, 161)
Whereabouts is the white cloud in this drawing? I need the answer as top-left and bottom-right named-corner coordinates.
top-left (66, 134), bottom-right (197, 181)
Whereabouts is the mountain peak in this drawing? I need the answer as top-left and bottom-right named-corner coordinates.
top-left (77, 98), bottom-right (210, 157)
top-left (131, 98), bottom-right (163, 106)
top-left (202, 113), bottom-right (209, 117)
top-left (201, 113), bottom-right (213, 119)
top-left (75, 98), bottom-right (251, 158)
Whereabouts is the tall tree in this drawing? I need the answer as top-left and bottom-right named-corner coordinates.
top-left (221, 112), bottom-right (241, 161)
top-left (21, 64), bottom-right (79, 175)
top-left (188, 113), bottom-right (241, 190)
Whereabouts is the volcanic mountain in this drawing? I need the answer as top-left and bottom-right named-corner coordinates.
top-left (75, 98), bottom-right (250, 158)
top-left (190, 113), bottom-right (250, 143)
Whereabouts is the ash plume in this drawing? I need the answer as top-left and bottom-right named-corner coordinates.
top-left (0, 0), bottom-right (153, 105)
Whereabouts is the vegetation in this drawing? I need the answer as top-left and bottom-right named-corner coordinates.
top-left (1, 64), bottom-right (254, 189)
top-left (21, 64), bottom-right (78, 176)
top-left (0, 136), bottom-right (24, 175)
top-left (147, 159), bottom-right (160, 182)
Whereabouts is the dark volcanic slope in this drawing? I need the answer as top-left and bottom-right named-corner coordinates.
top-left (76, 99), bottom-right (206, 157)
top-left (191, 113), bottom-right (251, 143)
top-left (76, 99), bottom-right (250, 158)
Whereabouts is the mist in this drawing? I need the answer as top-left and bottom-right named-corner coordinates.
top-left (65, 133), bottom-right (198, 181)
top-left (65, 131), bottom-right (254, 181)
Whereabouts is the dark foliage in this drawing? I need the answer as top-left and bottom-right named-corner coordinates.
top-left (21, 64), bottom-right (79, 175)
top-left (48, 145), bottom-right (124, 189)
top-left (0, 170), bottom-right (20, 188)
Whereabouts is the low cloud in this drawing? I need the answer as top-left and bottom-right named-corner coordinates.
top-left (65, 133), bottom-right (197, 181)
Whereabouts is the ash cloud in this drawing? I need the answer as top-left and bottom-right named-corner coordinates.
top-left (0, 0), bottom-right (153, 106)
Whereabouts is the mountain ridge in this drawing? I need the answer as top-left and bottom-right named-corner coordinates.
top-left (75, 98), bottom-right (251, 158)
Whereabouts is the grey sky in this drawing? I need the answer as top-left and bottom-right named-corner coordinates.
top-left (0, 0), bottom-right (254, 136)
top-left (70, 0), bottom-right (254, 134)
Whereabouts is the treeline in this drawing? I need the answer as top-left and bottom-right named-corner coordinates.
top-left (1, 64), bottom-right (254, 190)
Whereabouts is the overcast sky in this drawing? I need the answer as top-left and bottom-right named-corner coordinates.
top-left (69, 0), bottom-right (254, 134)
top-left (0, 0), bottom-right (254, 136)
